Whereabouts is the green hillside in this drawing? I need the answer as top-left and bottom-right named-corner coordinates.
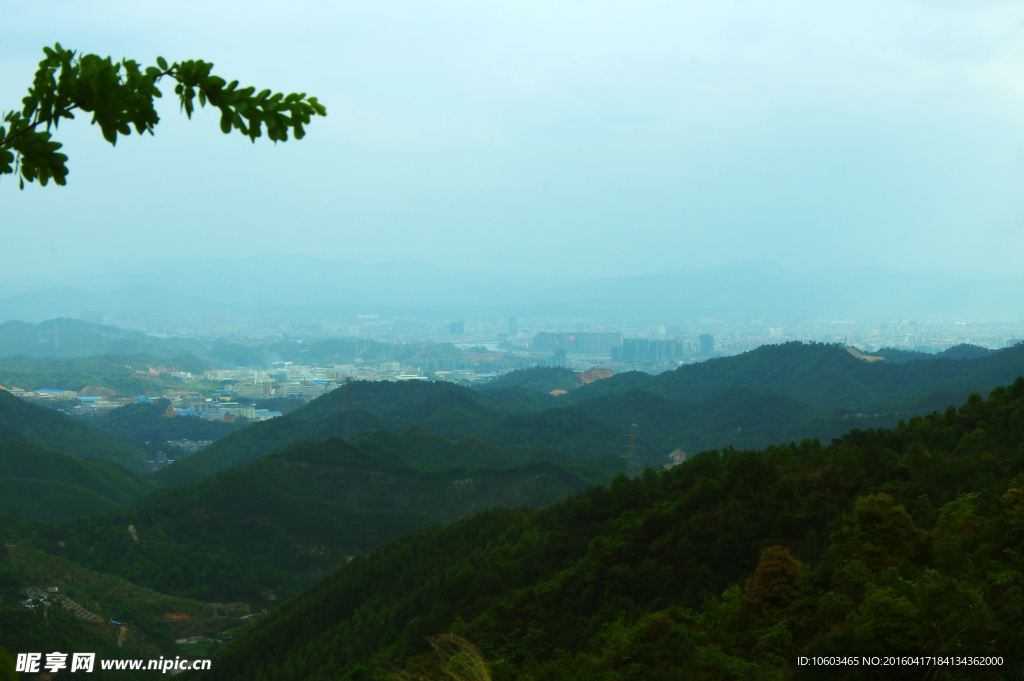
top-left (153, 382), bottom-right (558, 483)
top-left (567, 341), bottom-right (1024, 411)
top-left (12, 430), bottom-right (616, 603)
top-left (353, 427), bottom-right (623, 485)
top-left (0, 389), bottom-right (148, 472)
top-left (198, 377), bottom-right (1024, 681)
top-left (0, 439), bottom-right (155, 521)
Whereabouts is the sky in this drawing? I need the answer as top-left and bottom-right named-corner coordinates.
top-left (2, 1), bottom-right (1023, 281)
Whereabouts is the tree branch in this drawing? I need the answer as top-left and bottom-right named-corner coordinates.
top-left (0, 67), bottom-right (175, 150)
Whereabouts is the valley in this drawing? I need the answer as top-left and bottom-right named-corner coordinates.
top-left (3, 337), bottom-right (1023, 679)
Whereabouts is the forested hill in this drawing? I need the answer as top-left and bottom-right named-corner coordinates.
top-left (477, 367), bottom-right (582, 393)
top-left (0, 388), bottom-right (147, 472)
top-left (0, 318), bottom-right (210, 359)
top-left (157, 342), bottom-right (1024, 485)
top-left (156, 381), bottom-right (830, 484)
top-left (564, 340), bottom-right (1024, 410)
top-left (198, 378), bottom-right (1024, 681)
top-left (153, 382), bottom-right (558, 484)
top-left (9, 429), bottom-right (619, 603)
top-left (0, 439), bottom-right (155, 522)
top-left (869, 343), bottom-right (999, 364)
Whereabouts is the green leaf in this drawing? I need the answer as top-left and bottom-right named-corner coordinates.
top-left (156, 56), bottom-right (168, 70)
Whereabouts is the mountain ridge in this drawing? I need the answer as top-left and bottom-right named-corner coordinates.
top-left (157, 341), bottom-right (1024, 484)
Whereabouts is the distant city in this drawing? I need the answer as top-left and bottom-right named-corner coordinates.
top-left (77, 309), bottom-right (1024, 368)
top-left (4, 312), bottom-right (1021, 410)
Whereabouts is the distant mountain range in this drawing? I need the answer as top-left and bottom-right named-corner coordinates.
top-left (156, 341), bottom-right (1024, 485)
top-left (0, 318), bottom-right (210, 359)
top-left (2, 255), bottom-right (1023, 321)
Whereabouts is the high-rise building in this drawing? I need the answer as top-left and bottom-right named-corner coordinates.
top-left (508, 317), bottom-right (518, 336)
top-left (533, 332), bottom-right (565, 351)
top-left (699, 334), bottom-right (715, 356)
top-left (613, 338), bottom-right (682, 362)
top-left (449, 321), bottom-right (465, 335)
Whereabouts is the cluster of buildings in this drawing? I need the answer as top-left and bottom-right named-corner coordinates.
top-left (612, 336), bottom-right (710, 363)
top-left (0, 384), bottom-right (285, 424)
top-left (530, 331), bottom-right (718, 369)
top-left (514, 318), bottom-right (1024, 373)
top-left (3, 387), bottom-right (80, 400)
top-left (166, 439), bottom-right (213, 453)
top-left (210, 361), bottom-right (437, 399)
top-left (171, 396), bottom-right (281, 423)
top-left (0, 387), bottom-right (148, 416)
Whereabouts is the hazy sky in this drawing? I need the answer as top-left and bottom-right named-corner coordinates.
top-left (2, 1), bottom-right (1023, 280)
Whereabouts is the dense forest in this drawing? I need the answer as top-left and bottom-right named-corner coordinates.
top-left (192, 377), bottom-right (1024, 680)
top-left (157, 342), bottom-right (1024, 485)
top-left (1, 429), bottom-right (621, 603)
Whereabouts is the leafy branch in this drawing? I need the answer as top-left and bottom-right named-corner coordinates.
top-left (0, 43), bottom-right (327, 188)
